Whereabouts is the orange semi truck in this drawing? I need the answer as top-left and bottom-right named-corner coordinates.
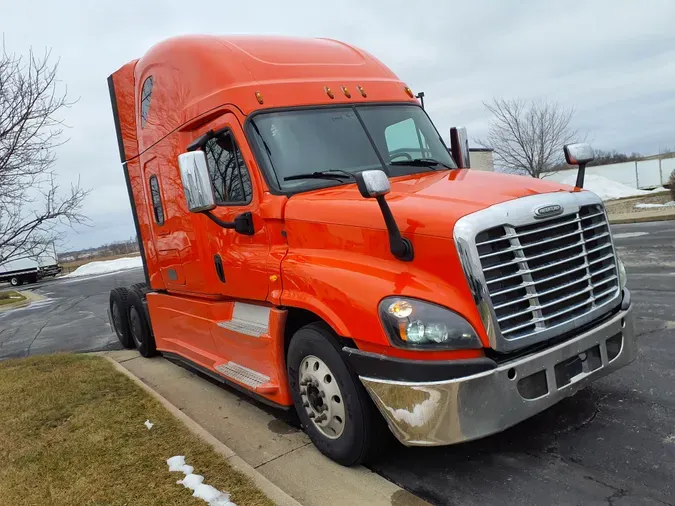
top-left (107, 35), bottom-right (637, 466)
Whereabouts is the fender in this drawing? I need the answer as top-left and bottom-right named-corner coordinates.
top-left (280, 228), bottom-right (488, 353)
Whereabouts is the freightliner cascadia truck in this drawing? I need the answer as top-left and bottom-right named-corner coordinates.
top-left (107, 35), bottom-right (637, 466)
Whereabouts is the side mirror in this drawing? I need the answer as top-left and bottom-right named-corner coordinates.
top-left (563, 143), bottom-right (595, 188)
top-left (354, 170), bottom-right (413, 262)
top-left (178, 151), bottom-right (216, 212)
top-left (450, 127), bottom-right (471, 168)
top-left (354, 170), bottom-right (391, 198)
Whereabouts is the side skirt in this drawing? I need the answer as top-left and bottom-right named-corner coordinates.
top-left (160, 351), bottom-right (292, 411)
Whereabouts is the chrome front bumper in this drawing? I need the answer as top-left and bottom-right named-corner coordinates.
top-left (360, 305), bottom-right (637, 446)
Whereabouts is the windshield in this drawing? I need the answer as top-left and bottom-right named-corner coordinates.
top-left (248, 104), bottom-right (456, 192)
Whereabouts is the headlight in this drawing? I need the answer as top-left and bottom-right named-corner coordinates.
top-left (379, 297), bottom-right (482, 350)
top-left (617, 255), bottom-right (627, 290)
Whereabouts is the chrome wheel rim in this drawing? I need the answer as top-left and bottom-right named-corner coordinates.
top-left (299, 355), bottom-right (346, 439)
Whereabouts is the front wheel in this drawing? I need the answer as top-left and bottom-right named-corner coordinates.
top-left (287, 322), bottom-right (389, 466)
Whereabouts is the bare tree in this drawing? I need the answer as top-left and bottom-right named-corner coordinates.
top-left (479, 98), bottom-right (582, 178)
top-left (0, 42), bottom-right (89, 265)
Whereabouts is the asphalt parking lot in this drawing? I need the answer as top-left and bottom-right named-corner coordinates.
top-left (0, 221), bottom-right (673, 505)
top-left (0, 269), bottom-right (142, 359)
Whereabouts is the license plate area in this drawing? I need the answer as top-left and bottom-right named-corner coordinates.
top-left (554, 344), bottom-right (602, 388)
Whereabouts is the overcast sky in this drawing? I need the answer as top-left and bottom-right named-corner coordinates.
top-left (4, 0), bottom-right (675, 252)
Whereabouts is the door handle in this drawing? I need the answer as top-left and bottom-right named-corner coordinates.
top-left (214, 254), bottom-right (225, 283)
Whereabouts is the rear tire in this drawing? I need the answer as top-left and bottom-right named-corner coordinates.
top-left (287, 322), bottom-right (390, 466)
top-left (127, 288), bottom-right (156, 358)
top-left (10, 277), bottom-right (19, 287)
top-left (109, 287), bottom-right (133, 349)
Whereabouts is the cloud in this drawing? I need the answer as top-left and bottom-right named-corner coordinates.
top-left (3, 0), bottom-right (675, 250)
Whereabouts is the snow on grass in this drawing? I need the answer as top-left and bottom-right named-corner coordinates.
top-left (144, 420), bottom-right (154, 430)
top-left (558, 174), bottom-right (656, 201)
top-left (63, 256), bottom-right (142, 278)
top-left (167, 456), bottom-right (236, 506)
top-left (635, 201), bottom-right (675, 209)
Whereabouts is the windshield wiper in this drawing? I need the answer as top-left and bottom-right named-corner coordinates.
top-left (389, 158), bottom-right (454, 170)
top-left (284, 170), bottom-right (355, 182)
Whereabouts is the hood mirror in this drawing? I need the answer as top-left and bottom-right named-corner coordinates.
top-left (354, 170), bottom-right (413, 262)
top-left (563, 143), bottom-right (595, 188)
top-left (178, 151), bottom-right (216, 213)
top-left (355, 169), bottom-right (391, 198)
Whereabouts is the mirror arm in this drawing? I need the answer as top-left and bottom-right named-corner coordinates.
top-left (575, 162), bottom-right (587, 189)
top-left (375, 195), bottom-right (414, 262)
top-left (204, 211), bottom-right (255, 235)
top-left (205, 210), bottom-right (234, 228)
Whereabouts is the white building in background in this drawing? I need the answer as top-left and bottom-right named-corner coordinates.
top-left (547, 152), bottom-right (675, 190)
top-left (469, 148), bottom-right (494, 171)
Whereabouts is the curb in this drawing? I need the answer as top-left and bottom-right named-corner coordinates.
top-left (105, 357), bottom-right (303, 506)
top-left (609, 213), bottom-right (675, 225)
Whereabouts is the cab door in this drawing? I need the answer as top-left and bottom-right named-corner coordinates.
top-left (195, 113), bottom-right (270, 302)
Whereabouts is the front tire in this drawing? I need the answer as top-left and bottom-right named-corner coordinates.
top-left (287, 322), bottom-right (389, 466)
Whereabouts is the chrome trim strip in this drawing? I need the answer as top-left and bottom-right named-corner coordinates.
top-left (453, 191), bottom-right (621, 353)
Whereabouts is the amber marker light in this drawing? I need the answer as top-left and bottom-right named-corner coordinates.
top-left (325, 86), bottom-right (335, 99)
top-left (255, 91), bottom-right (264, 104)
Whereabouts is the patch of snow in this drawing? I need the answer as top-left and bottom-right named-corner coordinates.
top-left (168, 456), bottom-right (236, 506)
top-left (144, 420), bottom-right (154, 430)
top-left (167, 456), bottom-right (189, 472)
top-left (613, 232), bottom-right (649, 239)
top-left (635, 201), bottom-right (675, 209)
top-left (63, 256), bottom-right (143, 278)
top-left (558, 174), bottom-right (652, 201)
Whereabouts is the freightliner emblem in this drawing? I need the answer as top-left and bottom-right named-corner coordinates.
top-left (533, 204), bottom-right (564, 219)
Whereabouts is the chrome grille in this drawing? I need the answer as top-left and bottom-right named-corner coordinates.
top-left (475, 204), bottom-right (619, 341)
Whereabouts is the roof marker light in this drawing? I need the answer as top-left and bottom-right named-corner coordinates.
top-left (324, 86), bottom-right (335, 99)
top-left (341, 86), bottom-right (351, 98)
top-left (357, 85), bottom-right (367, 98)
top-left (404, 86), bottom-right (414, 98)
top-left (255, 91), bottom-right (264, 104)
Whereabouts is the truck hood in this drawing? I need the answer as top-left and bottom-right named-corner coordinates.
top-left (284, 169), bottom-right (578, 238)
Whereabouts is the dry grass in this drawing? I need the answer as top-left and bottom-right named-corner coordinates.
top-left (604, 190), bottom-right (673, 215)
top-left (0, 290), bottom-right (26, 306)
top-left (60, 252), bottom-right (141, 274)
top-left (0, 354), bottom-right (274, 506)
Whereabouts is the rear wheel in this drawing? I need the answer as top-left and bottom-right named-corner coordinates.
top-left (127, 288), bottom-right (156, 358)
top-left (109, 287), bottom-right (133, 348)
top-left (9, 277), bottom-right (20, 287)
top-left (287, 322), bottom-right (389, 466)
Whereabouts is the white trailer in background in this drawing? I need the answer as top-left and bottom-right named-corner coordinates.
top-left (0, 243), bottom-right (62, 287)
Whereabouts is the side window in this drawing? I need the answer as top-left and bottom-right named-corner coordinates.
top-left (384, 118), bottom-right (429, 161)
top-left (149, 175), bottom-right (164, 225)
top-left (140, 76), bottom-right (154, 129)
top-left (204, 133), bottom-right (252, 205)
